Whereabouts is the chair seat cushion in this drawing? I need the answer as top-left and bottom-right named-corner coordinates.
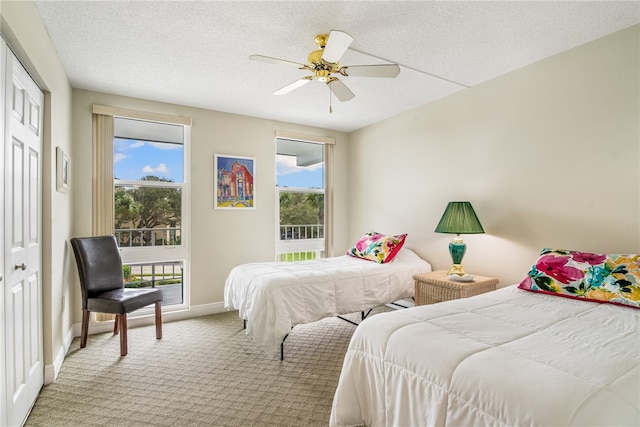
top-left (87, 287), bottom-right (163, 315)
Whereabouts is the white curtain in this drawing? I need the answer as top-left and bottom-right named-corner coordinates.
top-left (92, 113), bottom-right (114, 236)
top-left (324, 142), bottom-right (334, 257)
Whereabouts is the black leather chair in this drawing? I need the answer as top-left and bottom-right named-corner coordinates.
top-left (70, 235), bottom-right (163, 356)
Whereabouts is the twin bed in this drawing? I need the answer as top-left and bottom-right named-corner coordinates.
top-left (224, 247), bottom-right (431, 356)
top-left (330, 248), bottom-right (640, 426)
top-left (329, 285), bottom-right (640, 426)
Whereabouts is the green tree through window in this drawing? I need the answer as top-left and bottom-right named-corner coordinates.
top-left (279, 192), bottom-right (323, 227)
top-left (115, 176), bottom-right (182, 246)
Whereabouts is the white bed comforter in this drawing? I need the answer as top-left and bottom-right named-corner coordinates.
top-left (224, 248), bottom-right (431, 355)
top-left (330, 285), bottom-right (640, 427)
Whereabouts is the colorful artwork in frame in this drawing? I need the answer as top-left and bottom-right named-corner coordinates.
top-left (214, 154), bottom-right (255, 209)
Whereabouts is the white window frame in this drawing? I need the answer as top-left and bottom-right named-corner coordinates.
top-left (275, 131), bottom-right (334, 259)
top-left (114, 124), bottom-right (191, 313)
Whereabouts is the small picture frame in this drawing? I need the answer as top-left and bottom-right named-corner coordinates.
top-left (56, 146), bottom-right (70, 192)
top-left (214, 154), bottom-right (255, 209)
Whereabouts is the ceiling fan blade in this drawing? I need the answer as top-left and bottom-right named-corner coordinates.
top-left (342, 64), bottom-right (401, 78)
top-left (321, 30), bottom-right (353, 64)
top-left (273, 76), bottom-right (314, 95)
top-left (250, 54), bottom-right (305, 68)
top-left (328, 79), bottom-right (355, 102)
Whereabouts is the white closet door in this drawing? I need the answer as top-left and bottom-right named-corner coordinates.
top-left (2, 42), bottom-right (44, 427)
top-left (0, 38), bottom-right (5, 427)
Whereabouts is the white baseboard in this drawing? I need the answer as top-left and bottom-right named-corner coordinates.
top-left (44, 324), bottom-right (75, 384)
top-left (43, 301), bottom-right (230, 384)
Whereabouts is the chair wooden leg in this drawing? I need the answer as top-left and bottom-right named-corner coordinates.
top-left (114, 314), bottom-right (120, 335)
top-left (80, 309), bottom-right (90, 348)
top-left (155, 301), bottom-right (162, 339)
top-left (120, 314), bottom-right (128, 356)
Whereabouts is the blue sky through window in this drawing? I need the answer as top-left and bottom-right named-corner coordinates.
top-left (276, 154), bottom-right (324, 189)
top-left (114, 138), bottom-right (184, 182)
top-left (114, 138), bottom-right (323, 188)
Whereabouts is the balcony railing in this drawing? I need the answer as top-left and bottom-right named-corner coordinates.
top-left (277, 224), bottom-right (324, 262)
top-left (115, 227), bottom-right (181, 247)
top-left (279, 224), bottom-right (324, 240)
top-left (115, 225), bottom-right (324, 262)
top-left (121, 260), bottom-right (184, 306)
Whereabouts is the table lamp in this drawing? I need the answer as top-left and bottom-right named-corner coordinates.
top-left (434, 201), bottom-right (485, 276)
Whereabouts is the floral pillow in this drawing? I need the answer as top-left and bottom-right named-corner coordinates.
top-left (347, 231), bottom-right (407, 264)
top-left (518, 248), bottom-right (640, 309)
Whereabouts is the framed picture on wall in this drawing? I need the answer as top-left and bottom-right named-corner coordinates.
top-left (56, 146), bottom-right (70, 192)
top-left (214, 154), bottom-right (255, 209)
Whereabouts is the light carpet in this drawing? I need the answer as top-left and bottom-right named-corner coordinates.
top-left (26, 308), bottom-right (390, 426)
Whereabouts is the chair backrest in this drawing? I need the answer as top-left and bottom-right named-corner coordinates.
top-left (70, 235), bottom-right (125, 307)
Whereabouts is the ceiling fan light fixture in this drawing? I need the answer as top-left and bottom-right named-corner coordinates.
top-left (316, 69), bottom-right (330, 82)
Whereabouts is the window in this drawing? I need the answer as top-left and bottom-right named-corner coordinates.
top-left (113, 117), bottom-right (189, 307)
top-left (275, 136), bottom-right (332, 261)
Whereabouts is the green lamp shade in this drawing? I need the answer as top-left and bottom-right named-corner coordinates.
top-left (434, 202), bottom-right (485, 235)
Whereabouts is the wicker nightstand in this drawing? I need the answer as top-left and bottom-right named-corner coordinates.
top-left (413, 270), bottom-right (498, 306)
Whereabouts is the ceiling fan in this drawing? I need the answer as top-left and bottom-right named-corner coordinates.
top-left (250, 30), bottom-right (400, 111)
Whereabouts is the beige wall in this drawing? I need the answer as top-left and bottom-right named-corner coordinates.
top-left (1, 0), bottom-right (74, 374)
top-left (348, 25), bottom-right (640, 286)
top-left (71, 90), bottom-right (350, 320)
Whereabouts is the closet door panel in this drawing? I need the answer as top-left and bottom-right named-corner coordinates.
top-left (2, 43), bottom-right (43, 427)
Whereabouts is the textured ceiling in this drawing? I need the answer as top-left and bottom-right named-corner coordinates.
top-left (34, 1), bottom-right (640, 132)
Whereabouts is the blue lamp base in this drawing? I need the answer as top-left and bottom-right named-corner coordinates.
top-left (447, 235), bottom-right (467, 276)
